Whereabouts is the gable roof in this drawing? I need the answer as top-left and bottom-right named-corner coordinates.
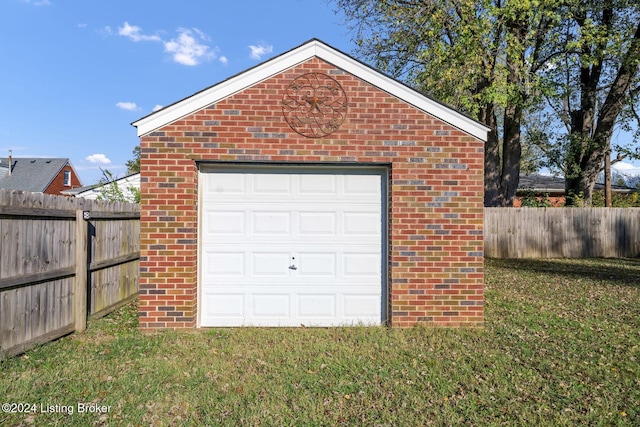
top-left (133, 38), bottom-right (490, 141)
top-left (0, 158), bottom-right (77, 192)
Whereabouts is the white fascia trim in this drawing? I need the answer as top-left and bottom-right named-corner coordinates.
top-left (133, 40), bottom-right (489, 141)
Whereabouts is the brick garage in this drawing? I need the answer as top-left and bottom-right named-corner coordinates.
top-left (133, 39), bottom-right (487, 329)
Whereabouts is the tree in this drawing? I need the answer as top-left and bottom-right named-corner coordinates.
top-left (334, 0), bottom-right (640, 206)
top-left (96, 169), bottom-right (140, 203)
top-left (533, 0), bottom-right (640, 205)
top-left (333, 0), bottom-right (563, 206)
top-left (125, 145), bottom-right (141, 174)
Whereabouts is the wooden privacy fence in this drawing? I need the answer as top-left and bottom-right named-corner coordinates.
top-left (485, 207), bottom-right (640, 258)
top-left (0, 189), bottom-right (139, 358)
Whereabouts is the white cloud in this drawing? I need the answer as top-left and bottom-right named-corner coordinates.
top-left (219, 56), bottom-right (228, 65)
top-left (613, 161), bottom-right (640, 177)
top-left (118, 22), bottom-right (161, 42)
top-left (152, 104), bottom-right (163, 112)
top-left (85, 154), bottom-right (111, 165)
top-left (116, 101), bottom-right (140, 111)
top-left (192, 28), bottom-right (210, 42)
top-left (249, 42), bottom-right (273, 60)
top-left (115, 22), bottom-right (218, 66)
top-left (22, 0), bottom-right (51, 6)
top-left (164, 28), bottom-right (215, 66)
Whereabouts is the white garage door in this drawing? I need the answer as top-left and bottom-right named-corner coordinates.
top-left (199, 166), bottom-right (385, 327)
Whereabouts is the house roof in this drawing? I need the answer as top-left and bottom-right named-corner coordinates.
top-left (132, 38), bottom-right (490, 141)
top-left (0, 157), bottom-right (78, 192)
top-left (59, 182), bottom-right (97, 196)
top-left (518, 174), bottom-right (637, 194)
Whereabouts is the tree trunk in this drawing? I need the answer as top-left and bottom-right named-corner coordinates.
top-left (481, 104), bottom-right (520, 207)
top-left (483, 16), bottom-right (525, 207)
top-left (565, 160), bottom-right (601, 205)
top-left (484, 107), bottom-right (522, 207)
top-left (500, 104), bottom-right (523, 207)
top-left (482, 109), bottom-right (502, 206)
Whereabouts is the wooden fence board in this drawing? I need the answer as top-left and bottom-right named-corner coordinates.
top-left (0, 189), bottom-right (139, 359)
top-left (88, 210), bottom-right (139, 317)
top-left (485, 208), bottom-right (640, 258)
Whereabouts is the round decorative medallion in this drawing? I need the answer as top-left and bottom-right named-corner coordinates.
top-left (282, 72), bottom-right (348, 138)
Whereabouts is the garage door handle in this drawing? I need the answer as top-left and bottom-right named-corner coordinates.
top-left (288, 264), bottom-right (297, 270)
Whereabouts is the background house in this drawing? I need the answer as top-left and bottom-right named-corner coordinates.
top-left (0, 157), bottom-right (82, 196)
top-left (62, 172), bottom-right (140, 202)
top-left (515, 174), bottom-right (637, 207)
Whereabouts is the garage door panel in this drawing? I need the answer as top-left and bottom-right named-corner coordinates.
top-left (252, 294), bottom-right (291, 317)
top-left (298, 174), bottom-right (337, 195)
top-left (252, 211), bottom-right (291, 235)
top-left (208, 173), bottom-right (246, 194)
top-left (202, 293), bottom-right (245, 318)
top-left (252, 252), bottom-right (291, 276)
top-left (205, 211), bottom-right (245, 235)
top-left (343, 212), bottom-right (381, 235)
top-left (296, 252), bottom-right (336, 276)
top-left (298, 294), bottom-right (336, 318)
top-left (344, 174), bottom-right (381, 195)
top-left (202, 289), bottom-right (380, 326)
top-left (253, 173), bottom-right (292, 195)
top-left (204, 252), bottom-right (245, 276)
top-left (343, 253), bottom-right (381, 277)
top-left (203, 246), bottom-right (380, 278)
top-left (205, 207), bottom-right (381, 240)
top-left (298, 212), bottom-right (337, 235)
top-left (343, 294), bottom-right (382, 320)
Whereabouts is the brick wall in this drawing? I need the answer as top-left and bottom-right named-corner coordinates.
top-left (139, 57), bottom-right (484, 329)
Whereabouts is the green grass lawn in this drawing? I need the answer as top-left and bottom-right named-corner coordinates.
top-left (1, 258), bottom-right (639, 426)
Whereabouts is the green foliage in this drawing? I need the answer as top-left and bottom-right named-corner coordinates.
top-left (337, 0), bottom-right (546, 116)
top-left (520, 120), bottom-right (554, 174)
top-left (520, 190), bottom-right (554, 207)
top-left (1, 259), bottom-right (638, 425)
top-left (125, 146), bottom-right (140, 174)
top-left (565, 189), bottom-right (586, 207)
top-left (591, 190), bottom-right (640, 207)
top-left (335, 0), bottom-right (583, 205)
top-left (536, 0), bottom-right (640, 204)
top-left (96, 169), bottom-right (140, 204)
top-left (334, 0), bottom-right (640, 205)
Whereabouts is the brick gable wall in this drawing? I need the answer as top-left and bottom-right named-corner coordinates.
top-left (139, 58), bottom-right (484, 329)
top-left (45, 165), bottom-right (82, 195)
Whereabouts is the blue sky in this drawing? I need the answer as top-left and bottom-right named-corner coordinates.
top-left (1, 0), bottom-right (638, 186)
top-left (0, 0), bottom-right (355, 185)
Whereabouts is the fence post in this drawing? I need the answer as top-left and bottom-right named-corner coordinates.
top-left (75, 210), bottom-right (88, 332)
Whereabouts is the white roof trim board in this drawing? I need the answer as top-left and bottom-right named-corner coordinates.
top-left (132, 39), bottom-right (490, 141)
